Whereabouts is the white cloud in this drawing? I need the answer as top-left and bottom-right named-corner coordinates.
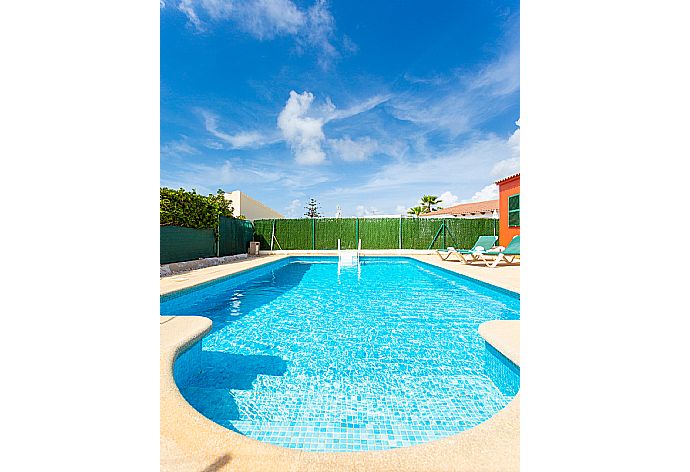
top-left (285, 198), bottom-right (301, 217)
top-left (233, 0), bottom-right (305, 39)
top-left (200, 109), bottom-right (267, 149)
top-left (161, 157), bottom-right (329, 196)
top-left (388, 44), bottom-right (519, 136)
top-left (160, 138), bottom-right (198, 157)
top-left (277, 91), bottom-right (326, 164)
top-left (467, 48), bottom-right (521, 97)
top-left (320, 119), bottom-right (519, 213)
top-left (300, 0), bottom-right (337, 67)
top-left (462, 184), bottom-right (498, 203)
top-left (177, 2), bottom-right (203, 30)
top-left (204, 140), bottom-right (224, 149)
top-left (439, 191), bottom-right (459, 207)
top-left (328, 136), bottom-right (378, 162)
top-left (491, 118), bottom-right (520, 177)
top-left (355, 205), bottom-right (380, 217)
top-left (402, 72), bottom-right (448, 86)
top-left (169, 160), bottom-right (283, 190)
top-left (340, 135), bottom-right (513, 192)
top-left (324, 94), bottom-right (390, 122)
top-left (277, 90), bottom-right (387, 164)
top-left (172, 0), bottom-right (344, 67)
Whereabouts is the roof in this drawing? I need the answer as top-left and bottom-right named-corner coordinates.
top-left (495, 172), bottom-right (520, 185)
top-left (420, 199), bottom-right (499, 217)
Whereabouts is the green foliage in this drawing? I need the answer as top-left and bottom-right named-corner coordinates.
top-left (419, 195), bottom-right (443, 213)
top-left (304, 198), bottom-right (322, 218)
top-left (160, 188), bottom-right (234, 229)
top-left (407, 206), bottom-right (423, 217)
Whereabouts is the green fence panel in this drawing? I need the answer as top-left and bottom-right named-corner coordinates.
top-left (444, 218), bottom-right (498, 250)
top-left (401, 218), bottom-right (443, 249)
top-left (275, 218), bottom-right (312, 250)
top-left (253, 219), bottom-right (273, 250)
top-left (219, 216), bottom-right (254, 256)
top-left (252, 217), bottom-right (497, 251)
top-left (315, 218), bottom-right (357, 249)
top-left (359, 218), bottom-right (400, 249)
top-left (160, 225), bottom-right (215, 264)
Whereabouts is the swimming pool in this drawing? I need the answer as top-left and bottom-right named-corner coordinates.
top-left (161, 257), bottom-right (520, 452)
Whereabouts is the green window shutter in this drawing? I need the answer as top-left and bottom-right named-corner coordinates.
top-left (508, 210), bottom-right (520, 227)
top-left (508, 194), bottom-right (520, 227)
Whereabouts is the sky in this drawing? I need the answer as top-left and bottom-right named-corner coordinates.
top-left (160, 0), bottom-right (519, 217)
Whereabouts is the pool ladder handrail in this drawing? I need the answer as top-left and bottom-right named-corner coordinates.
top-left (337, 239), bottom-right (361, 266)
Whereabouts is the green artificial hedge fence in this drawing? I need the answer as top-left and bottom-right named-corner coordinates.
top-left (161, 217), bottom-right (254, 264)
top-left (360, 218), bottom-right (400, 249)
top-left (445, 218), bottom-right (496, 250)
top-left (316, 218), bottom-right (357, 250)
top-left (253, 217), bottom-right (498, 251)
top-left (218, 216), bottom-right (254, 257)
top-left (253, 219), bottom-right (273, 250)
top-left (275, 219), bottom-right (312, 250)
top-left (160, 226), bottom-right (216, 264)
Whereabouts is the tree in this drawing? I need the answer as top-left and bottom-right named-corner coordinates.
top-left (160, 187), bottom-right (234, 228)
top-left (420, 195), bottom-right (443, 213)
top-left (407, 206), bottom-right (423, 217)
top-left (304, 198), bottom-right (322, 218)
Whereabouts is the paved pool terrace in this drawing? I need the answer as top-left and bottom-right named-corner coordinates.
top-left (160, 252), bottom-right (520, 471)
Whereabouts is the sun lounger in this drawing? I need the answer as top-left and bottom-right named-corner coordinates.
top-left (474, 235), bottom-right (520, 268)
top-left (435, 235), bottom-right (498, 263)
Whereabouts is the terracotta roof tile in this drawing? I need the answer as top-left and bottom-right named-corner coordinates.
top-left (495, 172), bottom-right (520, 185)
top-left (420, 199), bottom-right (499, 217)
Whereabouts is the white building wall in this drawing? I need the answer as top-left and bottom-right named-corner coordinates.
top-left (224, 191), bottom-right (284, 221)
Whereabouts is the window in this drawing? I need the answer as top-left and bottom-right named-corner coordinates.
top-left (508, 193), bottom-right (520, 227)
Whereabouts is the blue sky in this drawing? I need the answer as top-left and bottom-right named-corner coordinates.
top-left (160, 0), bottom-right (519, 217)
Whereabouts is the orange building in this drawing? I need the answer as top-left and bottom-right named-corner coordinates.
top-left (496, 173), bottom-right (520, 246)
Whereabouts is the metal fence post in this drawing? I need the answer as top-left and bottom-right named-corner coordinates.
top-left (399, 215), bottom-right (402, 249)
top-left (312, 218), bottom-right (315, 250)
top-left (442, 219), bottom-right (446, 249)
top-left (355, 218), bottom-right (359, 249)
top-left (216, 215), bottom-right (221, 257)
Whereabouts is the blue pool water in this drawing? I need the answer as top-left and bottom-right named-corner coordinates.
top-left (162, 257), bottom-right (520, 452)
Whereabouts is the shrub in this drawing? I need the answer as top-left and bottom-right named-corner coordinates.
top-left (160, 188), bottom-right (234, 229)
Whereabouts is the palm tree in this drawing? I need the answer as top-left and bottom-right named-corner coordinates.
top-left (407, 206), bottom-right (423, 217)
top-left (420, 195), bottom-right (443, 213)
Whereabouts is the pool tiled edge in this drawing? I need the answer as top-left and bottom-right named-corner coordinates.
top-left (478, 320), bottom-right (520, 366)
top-left (160, 254), bottom-right (520, 471)
top-left (161, 255), bottom-right (290, 296)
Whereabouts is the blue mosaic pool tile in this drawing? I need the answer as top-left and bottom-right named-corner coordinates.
top-left (166, 257), bottom-right (519, 452)
top-left (483, 341), bottom-right (520, 396)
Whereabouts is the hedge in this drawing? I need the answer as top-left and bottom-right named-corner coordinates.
top-left (254, 218), bottom-right (498, 251)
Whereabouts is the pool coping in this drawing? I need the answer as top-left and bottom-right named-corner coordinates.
top-left (161, 254), bottom-right (520, 471)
